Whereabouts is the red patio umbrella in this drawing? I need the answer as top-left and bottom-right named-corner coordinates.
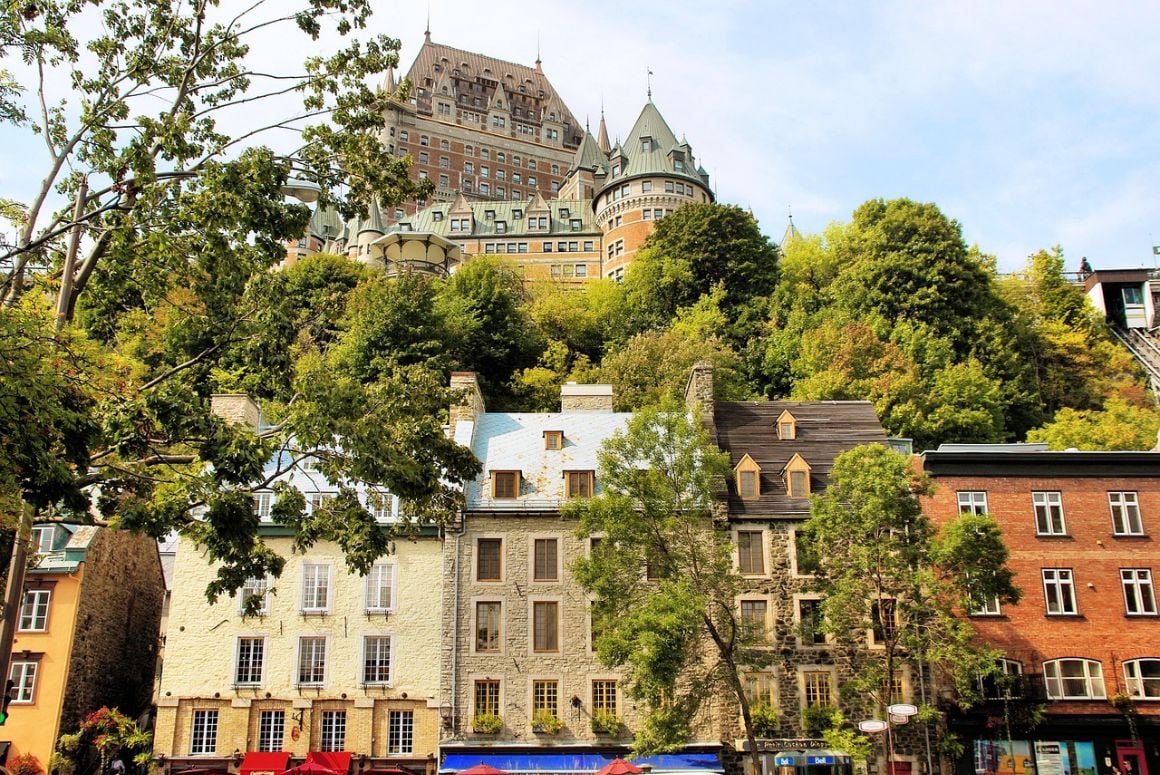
top-left (457, 764), bottom-right (509, 775)
top-left (596, 759), bottom-right (643, 775)
top-left (282, 762), bottom-right (339, 775)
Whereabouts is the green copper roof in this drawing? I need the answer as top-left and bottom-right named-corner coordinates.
top-left (596, 100), bottom-right (712, 196)
top-left (391, 198), bottom-right (599, 238)
top-left (569, 130), bottom-right (606, 173)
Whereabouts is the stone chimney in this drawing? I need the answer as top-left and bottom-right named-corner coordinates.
top-left (450, 371), bottom-right (486, 438)
top-left (684, 361), bottom-right (716, 443)
top-left (210, 394), bottom-right (261, 431)
top-left (560, 382), bottom-right (614, 412)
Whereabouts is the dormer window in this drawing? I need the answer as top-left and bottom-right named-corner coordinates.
top-left (565, 470), bottom-right (594, 499)
top-left (433, 211), bottom-right (444, 221)
top-left (544, 431), bottom-right (564, 450)
top-left (30, 526), bottom-right (54, 554)
top-left (513, 208), bottom-right (523, 220)
top-left (485, 209), bottom-right (495, 220)
top-left (492, 470), bottom-right (520, 499)
top-left (783, 453), bottom-right (812, 498)
top-left (496, 221), bottom-right (507, 233)
top-left (559, 208), bottom-right (570, 218)
top-left (734, 454), bottom-right (761, 500)
top-left (777, 410), bottom-right (797, 440)
top-left (641, 138), bottom-right (652, 152)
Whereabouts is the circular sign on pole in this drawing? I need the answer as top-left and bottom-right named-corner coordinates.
top-left (889, 713), bottom-right (910, 725)
top-left (858, 719), bottom-right (889, 733)
top-left (887, 703), bottom-right (919, 717)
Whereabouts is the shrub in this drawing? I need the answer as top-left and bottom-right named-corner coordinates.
top-left (472, 713), bottom-right (503, 734)
top-left (530, 709), bottom-right (564, 734)
top-left (749, 704), bottom-right (779, 737)
top-left (590, 708), bottom-right (620, 734)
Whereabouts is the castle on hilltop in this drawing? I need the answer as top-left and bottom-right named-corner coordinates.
top-left (287, 32), bottom-right (713, 284)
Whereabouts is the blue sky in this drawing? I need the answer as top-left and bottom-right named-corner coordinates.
top-left (3, 1), bottom-right (1159, 272)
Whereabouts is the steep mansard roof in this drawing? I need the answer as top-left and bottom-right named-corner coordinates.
top-left (401, 38), bottom-right (582, 148)
top-left (391, 198), bottom-right (599, 239)
top-left (714, 400), bottom-right (888, 518)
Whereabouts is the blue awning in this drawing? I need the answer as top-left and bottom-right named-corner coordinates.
top-left (439, 752), bottom-right (723, 775)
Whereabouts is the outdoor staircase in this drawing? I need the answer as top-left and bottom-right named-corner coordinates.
top-left (1111, 326), bottom-right (1160, 402)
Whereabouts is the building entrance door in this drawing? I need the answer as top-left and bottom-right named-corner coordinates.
top-left (1114, 740), bottom-right (1148, 775)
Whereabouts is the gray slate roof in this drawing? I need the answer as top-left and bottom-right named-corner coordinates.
top-left (714, 400), bottom-right (888, 518)
top-left (465, 410), bottom-right (631, 510)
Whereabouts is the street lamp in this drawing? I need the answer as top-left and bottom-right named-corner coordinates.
top-left (859, 704), bottom-right (918, 775)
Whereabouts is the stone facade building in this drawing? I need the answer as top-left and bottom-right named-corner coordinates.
top-left (438, 372), bottom-right (726, 775)
top-left (921, 445), bottom-right (1160, 775)
top-left (4, 523), bottom-right (164, 767)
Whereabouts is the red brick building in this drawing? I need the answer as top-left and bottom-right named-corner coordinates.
top-left (921, 444), bottom-right (1160, 775)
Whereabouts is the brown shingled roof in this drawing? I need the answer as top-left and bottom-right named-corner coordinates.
top-left (714, 401), bottom-right (888, 518)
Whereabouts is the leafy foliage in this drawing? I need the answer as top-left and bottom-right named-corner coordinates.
top-left (566, 398), bottom-right (765, 771)
top-left (805, 444), bottom-right (1019, 723)
top-left (55, 707), bottom-right (152, 774)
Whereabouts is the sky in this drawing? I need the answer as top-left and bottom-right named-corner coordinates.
top-left (3, 0), bottom-right (1159, 272)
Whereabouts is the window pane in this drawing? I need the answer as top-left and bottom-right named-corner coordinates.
top-left (533, 601), bottom-right (559, 652)
top-left (478, 539), bottom-right (502, 580)
top-left (476, 602), bottom-right (501, 652)
top-left (533, 539), bottom-right (558, 581)
top-left (387, 710), bottom-right (414, 754)
top-left (737, 531), bottom-right (764, 574)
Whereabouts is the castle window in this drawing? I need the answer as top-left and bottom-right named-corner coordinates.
top-left (641, 138), bottom-right (652, 152)
top-left (496, 220), bottom-right (507, 233)
top-left (513, 208), bottom-right (523, 219)
top-left (419, 135), bottom-right (428, 146)
top-left (776, 410), bottom-right (797, 440)
top-left (642, 181), bottom-right (652, 192)
top-left (734, 454), bottom-right (761, 500)
top-left (664, 181), bottom-right (674, 193)
top-left (571, 219), bottom-right (582, 231)
top-left (484, 210), bottom-right (495, 220)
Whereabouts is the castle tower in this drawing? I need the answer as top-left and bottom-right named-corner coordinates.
top-left (591, 99), bottom-right (713, 280)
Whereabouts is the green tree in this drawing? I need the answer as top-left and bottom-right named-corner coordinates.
top-left (55, 707), bottom-right (151, 775)
top-left (0, 0), bottom-right (477, 604)
top-left (804, 445), bottom-right (1019, 750)
top-left (567, 398), bottom-right (767, 775)
top-left (622, 203), bottom-right (779, 342)
top-left (1028, 397), bottom-right (1160, 450)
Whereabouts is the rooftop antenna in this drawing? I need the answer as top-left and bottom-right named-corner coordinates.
top-left (647, 67), bottom-right (653, 100)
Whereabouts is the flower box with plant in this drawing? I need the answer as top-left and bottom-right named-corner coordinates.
top-left (590, 708), bottom-right (620, 734)
top-left (749, 703), bottom-right (779, 738)
top-left (472, 712), bottom-right (504, 734)
top-left (801, 704), bottom-right (838, 736)
top-left (530, 709), bottom-right (564, 734)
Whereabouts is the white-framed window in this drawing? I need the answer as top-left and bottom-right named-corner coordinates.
top-left (363, 635), bottom-right (392, 685)
top-left (18, 589), bottom-right (50, 631)
top-left (30, 526), bottom-right (54, 553)
top-left (8, 660), bottom-right (37, 703)
top-left (257, 710), bottom-right (284, 752)
top-left (308, 492), bottom-right (335, 513)
top-left (1124, 658), bottom-right (1160, 699)
top-left (253, 492), bottom-right (272, 520)
top-left (301, 563), bottom-right (330, 612)
top-left (1110, 492), bottom-right (1144, 535)
top-left (319, 710), bottom-right (346, 751)
top-left (367, 489), bottom-right (393, 521)
top-left (190, 709), bottom-right (219, 755)
top-left (978, 658), bottom-right (1023, 699)
top-left (297, 636), bottom-right (327, 686)
top-left (957, 491), bottom-right (988, 515)
top-left (387, 709), bottom-right (414, 754)
top-left (1042, 568), bottom-right (1077, 615)
top-left (1122, 569), bottom-right (1157, 615)
top-left (365, 562), bottom-right (395, 612)
top-left (972, 593), bottom-right (1002, 617)
top-left (1033, 491), bottom-right (1066, 535)
top-left (240, 576), bottom-right (269, 615)
top-left (234, 637), bottom-right (265, 686)
top-left (1044, 658), bottom-right (1105, 699)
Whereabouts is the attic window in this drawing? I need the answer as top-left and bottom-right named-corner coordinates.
top-left (559, 208), bottom-right (570, 218)
top-left (433, 211), bottom-right (444, 221)
top-left (513, 208), bottom-right (524, 219)
top-left (734, 454), bottom-right (761, 500)
top-left (777, 410), bottom-right (797, 440)
top-left (485, 209), bottom-right (495, 220)
top-left (641, 138), bottom-right (652, 152)
top-left (783, 454), bottom-right (811, 498)
top-left (565, 470), bottom-right (594, 499)
top-left (544, 430), bottom-right (564, 450)
top-left (492, 471), bottom-right (520, 499)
